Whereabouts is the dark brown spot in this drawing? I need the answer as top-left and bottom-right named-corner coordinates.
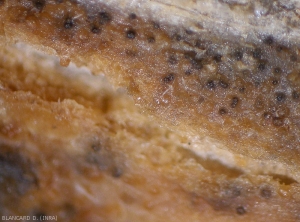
top-left (272, 79), bottom-right (279, 85)
top-left (112, 167), bottom-right (123, 178)
top-left (263, 112), bottom-right (272, 120)
top-left (225, 186), bottom-right (241, 198)
top-left (234, 51), bottom-right (243, 61)
top-left (148, 37), bottom-right (155, 43)
top-left (168, 55), bottom-right (178, 65)
top-left (129, 13), bottom-right (137, 19)
top-left (86, 149), bottom-right (116, 171)
top-left (174, 34), bottom-right (182, 41)
top-left (153, 22), bottom-right (160, 29)
top-left (163, 73), bottom-right (175, 83)
top-left (64, 18), bottom-right (74, 29)
top-left (239, 87), bottom-right (245, 93)
top-left (91, 26), bottom-right (100, 34)
top-left (33, 0), bottom-right (45, 10)
top-left (126, 30), bottom-right (136, 39)
top-left (236, 206), bottom-right (246, 215)
top-left (273, 117), bottom-right (284, 127)
top-left (219, 108), bottom-right (227, 115)
top-left (195, 39), bottom-right (206, 50)
top-left (206, 80), bottom-right (215, 89)
top-left (99, 12), bottom-right (112, 24)
top-left (230, 188), bottom-right (241, 198)
top-left (91, 143), bottom-right (101, 152)
top-left (264, 35), bottom-right (274, 45)
top-left (253, 48), bottom-right (262, 59)
top-left (231, 97), bottom-right (239, 108)
top-left (185, 29), bottom-right (194, 35)
top-left (275, 92), bottom-right (286, 102)
top-left (292, 91), bottom-right (300, 100)
top-left (260, 187), bottom-right (272, 199)
top-left (213, 54), bottom-right (222, 62)
top-left (255, 81), bottom-right (261, 87)
top-left (184, 51), bottom-right (197, 60)
top-left (276, 45), bottom-right (286, 52)
top-left (274, 67), bottom-right (282, 74)
top-left (257, 62), bottom-right (266, 71)
top-left (190, 58), bottom-right (203, 70)
top-left (185, 69), bottom-right (192, 75)
top-left (219, 80), bottom-right (229, 89)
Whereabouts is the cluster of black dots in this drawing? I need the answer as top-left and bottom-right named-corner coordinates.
top-left (203, 79), bottom-right (240, 115)
top-left (88, 142), bottom-right (124, 178)
top-left (163, 36), bottom-right (300, 127)
top-left (28, 0), bottom-right (300, 127)
top-left (162, 33), bottom-right (300, 126)
top-left (29, 0), bottom-right (138, 40)
top-left (233, 186), bottom-right (272, 215)
top-left (207, 185), bottom-right (274, 216)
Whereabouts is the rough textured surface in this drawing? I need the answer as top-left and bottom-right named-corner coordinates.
top-left (0, 0), bottom-right (300, 221)
top-left (1, 0), bottom-right (300, 175)
top-left (0, 39), bottom-right (300, 222)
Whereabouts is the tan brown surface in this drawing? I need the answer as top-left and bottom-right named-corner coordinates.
top-left (1, 0), bottom-right (300, 173)
top-left (0, 36), bottom-right (299, 222)
top-left (0, 0), bottom-right (300, 221)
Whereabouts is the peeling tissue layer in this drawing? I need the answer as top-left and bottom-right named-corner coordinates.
top-left (1, 0), bottom-right (300, 221)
